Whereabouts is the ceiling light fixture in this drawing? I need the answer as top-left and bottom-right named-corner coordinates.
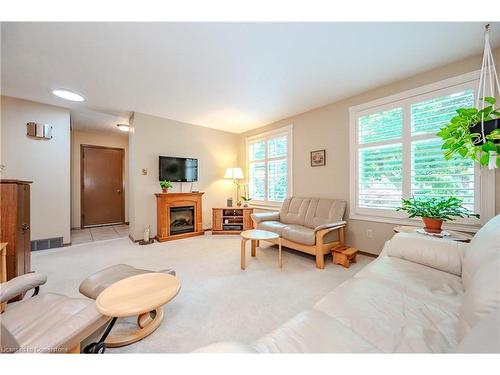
top-left (117, 124), bottom-right (130, 132)
top-left (52, 89), bottom-right (85, 102)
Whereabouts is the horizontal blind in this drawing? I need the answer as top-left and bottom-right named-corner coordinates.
top-left (359, 144), bottom-right (403, 209)
top-left (359, 108), bottom-right (403, 144)
top-left (249, 161), bottom-right (265, 200)
top-left (411, 138), bottom-right (475, 210)
top-left (411, 89), bottom-right (474, 136)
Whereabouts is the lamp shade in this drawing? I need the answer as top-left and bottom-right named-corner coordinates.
top-left (224, 167), bottom-right (244, 179)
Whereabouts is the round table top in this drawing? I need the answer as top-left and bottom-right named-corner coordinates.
top-left (96, 273), bottom-right (181, 318)
top-left (241, 229), bottom-right (279, 240)
top-left (393, 225), bottom-right (473, 242)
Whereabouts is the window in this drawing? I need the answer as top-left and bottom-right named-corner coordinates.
top-left (350, 72), bottom-right (495, 228)
top-left (247, 126), bottom-right (292, 206)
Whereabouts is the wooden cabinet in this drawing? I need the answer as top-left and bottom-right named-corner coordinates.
top-left (212, 207), bottom-right (254, 234)
top-left (0, 180), bottom-right (32, 290)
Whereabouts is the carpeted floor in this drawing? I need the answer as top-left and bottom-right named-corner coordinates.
top-left (31, 234), bottom-right (373, 353)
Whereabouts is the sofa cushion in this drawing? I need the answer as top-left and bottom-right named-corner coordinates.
top-left (304, 198), bottom-right (346, 229)
top-left (253, 309), bottom-right (379, 353)
top-left (456, 310), bottom-right (500, 353)
top-left (282, 225), bottom-right (316, 246)
top-left (355, 256), bottom-right (464, 311)
top-left (257, 221), bottom-right (288, 237)
top-left (462, 214), bottom-right (500, 289)
top-left (314, 277), bottom-right (460, 352)
top-left (1, 293), bottom-right (104, 352)
top-left (382, 233), bottom-right (466, 276)
top-left (280, 197), bottom-right (310, 226)
top-left (459, 256), bottom-right (500, 338)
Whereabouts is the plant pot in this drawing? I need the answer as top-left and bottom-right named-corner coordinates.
top-left (470, 118), bottom-right (499, 145)
top-left (162, 188), bottom-right (168, 193)
top-left (422, 217), bottom-right (443, 233)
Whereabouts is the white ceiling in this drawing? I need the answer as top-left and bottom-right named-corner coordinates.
top-left (1, 22), bottom-right (498, 134)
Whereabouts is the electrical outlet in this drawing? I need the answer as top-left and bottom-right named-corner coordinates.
top-left (366, 229), bottom-right (373, 238)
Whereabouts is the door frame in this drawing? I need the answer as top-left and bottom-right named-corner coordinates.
top-left (80, 144), bottom-right (125, 228)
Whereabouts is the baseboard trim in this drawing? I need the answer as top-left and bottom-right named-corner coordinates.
top-left (358, 250), bottom-right (378, 258)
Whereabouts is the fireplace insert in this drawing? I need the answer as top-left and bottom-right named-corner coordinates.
top-left (170, 206), bottom-right (195, 235)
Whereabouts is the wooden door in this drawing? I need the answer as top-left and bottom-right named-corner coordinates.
top-left (81, 145), bottom-right (124, 227)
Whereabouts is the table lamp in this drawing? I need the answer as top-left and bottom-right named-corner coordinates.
top-left (224, 167), bottom-right (244, 206)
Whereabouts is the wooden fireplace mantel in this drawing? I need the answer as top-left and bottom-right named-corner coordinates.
top-left (155, 192), bottom-right (204, 242)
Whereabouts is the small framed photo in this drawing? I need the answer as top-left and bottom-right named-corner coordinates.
top-left (310, 149), bottom-right (326, 167)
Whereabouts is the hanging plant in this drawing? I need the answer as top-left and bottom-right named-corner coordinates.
top-left (437, 24), bottom-right (500, 169)
top-left (437, 97), bottom-right (500, 167)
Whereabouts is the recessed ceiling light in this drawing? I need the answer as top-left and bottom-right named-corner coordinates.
top-left (52, 89), bottom-right (85, 102)
top-left (117, 124), bottom-right (130, 132)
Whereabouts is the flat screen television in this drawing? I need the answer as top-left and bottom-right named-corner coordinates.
top-left (159, 156), bottom-right (198, 182)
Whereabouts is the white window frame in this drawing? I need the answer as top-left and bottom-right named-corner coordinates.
top-left (246, 125), bottom-right (293, 208)
top-left (349, 70), bottom-right (496, 232)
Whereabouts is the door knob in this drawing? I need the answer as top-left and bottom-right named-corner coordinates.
top-left (116, 189), bottom-right (121, 194)
top-left (21, 223), bottom-right (30, 231)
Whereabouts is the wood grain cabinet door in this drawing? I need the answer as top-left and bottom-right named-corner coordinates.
top-left (212, 209), bottom-right (222, 231)
top-left (81, 145), bottom-right (125, 227)
top-left (243, 209), bottom-right (253, 230)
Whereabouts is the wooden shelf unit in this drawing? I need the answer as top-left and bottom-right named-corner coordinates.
top-left (212, 207), bottom-right (253, 234)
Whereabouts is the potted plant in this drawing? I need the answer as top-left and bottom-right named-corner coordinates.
top-left (396, 197), bottom-right (479, 233)
top-left (240, 184), bottom-right (252, 207)
top-left (437, 96), bottom-right (500, 168)
top-left (160, 180), bottom-right (173, 193)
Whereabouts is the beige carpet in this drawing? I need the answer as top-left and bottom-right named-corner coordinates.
top-left (31, 234), bottom-right (373, 353)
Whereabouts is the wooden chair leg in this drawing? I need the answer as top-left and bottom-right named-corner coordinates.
top-left (240, 239), bottom-right (246, 270)
top-left (251, 240), bottom-right (256, 257)
top-left (338, 226), bottom-right (345, 246)
top-left (315, 247), bottom-right (325, 269)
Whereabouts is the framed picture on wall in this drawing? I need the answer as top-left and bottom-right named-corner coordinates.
top-left (310, 149), bottom-right (326, 167)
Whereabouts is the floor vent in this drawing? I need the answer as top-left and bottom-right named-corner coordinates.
top-left (31, 237), bottom-right (64, 251)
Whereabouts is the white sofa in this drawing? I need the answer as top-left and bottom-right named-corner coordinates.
top-left (196, 215), bottom-right (500, 353)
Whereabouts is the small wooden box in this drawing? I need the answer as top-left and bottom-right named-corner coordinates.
top-left (332, 246), bottom-right (358, 268)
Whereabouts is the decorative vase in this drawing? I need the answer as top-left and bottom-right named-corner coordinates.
top-left (162, 188), bottom-right (168, 193)
top-left (243, 202), bottom-right (248, 207)
top-left (422, 217), bottom-right (443, 233)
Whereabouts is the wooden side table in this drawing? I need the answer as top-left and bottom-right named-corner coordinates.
top-left (393, 226), bottom-right (473, 242)
top-left (95, 273), bottom-right (180, 348)
top-left (212, 207), bottom-right (254, 234)
top-left (240, 229), bottom-right (282, 269)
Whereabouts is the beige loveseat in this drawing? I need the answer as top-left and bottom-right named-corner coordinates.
top-left (196, 214), bottom-right (500, 353)
top-left (251, 197), bottom-right (346, 269)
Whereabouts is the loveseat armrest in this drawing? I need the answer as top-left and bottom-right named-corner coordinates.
top-left (192, 341), bottom-right (258, 353)
top-left (251, 212), bottom-right (280, 225)
top-left (0, 273), bottom-right (47, 303)
top-left (381, 232), bottom-right (468, 276)
top-left (313, 221), bottom-right (346, 232)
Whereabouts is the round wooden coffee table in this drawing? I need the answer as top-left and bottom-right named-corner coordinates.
top-left (95, 273), bottom-right (180, 347)
top-left (240, 229), bottom-right (282, 270)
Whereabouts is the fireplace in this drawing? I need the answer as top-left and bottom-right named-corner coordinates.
top-left (170, 206), bottom-right (195, 235)
top-left (156, 192), bottom-right (204, 242)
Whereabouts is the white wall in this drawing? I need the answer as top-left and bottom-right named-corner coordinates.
top-left (128, 112), bottom-right (239, 240)
top-left (239, 49), bottom-right (500, 255)
top-left (71, 129), bottom-right (129, 228)
top-left (1, 96), bottom-right (71, 244)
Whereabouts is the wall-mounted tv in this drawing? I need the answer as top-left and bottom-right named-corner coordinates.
top-left (159, 156), bottom-right (198, 182)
